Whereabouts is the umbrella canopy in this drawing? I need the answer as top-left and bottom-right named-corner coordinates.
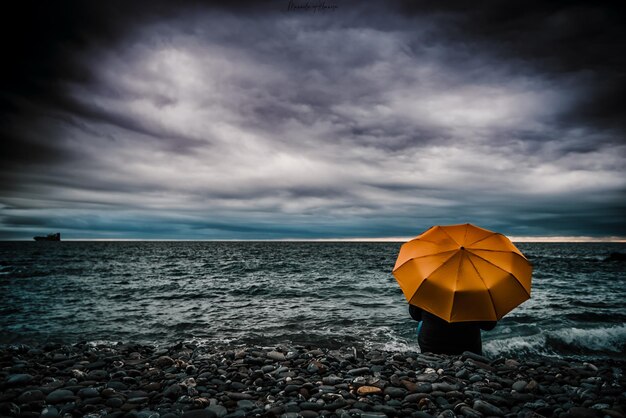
top-left (393, 223), bottom-right (532, 322)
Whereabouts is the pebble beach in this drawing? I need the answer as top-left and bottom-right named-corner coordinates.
top-left (1, 342), bottom-right (624, 418)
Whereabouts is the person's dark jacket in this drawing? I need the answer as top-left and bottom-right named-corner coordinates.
top-left (409, 305), bottom-right (496, 355)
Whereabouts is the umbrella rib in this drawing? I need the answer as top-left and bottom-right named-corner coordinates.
top-left (465, 254), bottom-right (498, 320)
top-left (394, 248), bottom-right (459, 272)
top-left (466, 251), bottom-right (531, 298)
top-left (465, 231), bottom-right (497, 247)
top-left (412, 251), bottom-right (460, 301)
top-left (437, 226), bottom-right (461, 246)
top-left (466, 248), bottom-right (529, 261)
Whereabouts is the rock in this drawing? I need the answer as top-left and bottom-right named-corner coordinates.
top-left (512, 380), bottom-right (528, 392)
top-left (156, 356), bottom-right (175, 367)
top-left (206, 404), bottom-right (228, 417)
top-left (457, 405), bottom-right (482, 418)
top-left (347, 367), bottom-right (370, 376)
top-left (462, 351), bottom-right (491, 363)
top-left (17, 390), bottom-right (44, 403)
top-left (237, 399), bottom-right (256, 410)
top-left (6, 373), bottom-right (34, 385)
top-left (0, 403), bottom-right (20, 416)
top-left (267, 351), bottom-right (286, 361)
top-left (505, 359), bottom-right (520, 368)
top-left (45, 389), bottom-right (75, 404)
top-left (164, 383), bottom-right (183, 399)
top-left (41, 406), bottom-right (59, 418)
top-left (127, 396), bottom-right (149, 404)
top-left (323, 375), bottom-right (343, 385)
top-left (412, 412), bottom-right (436, 418)
top-left (384, 386), bottom-right (407, 398)
top-left (225, 392), bottom-right (254, 400)
top-left (106, 397), bottom-right (124, 408)
top-left (78, 387), bottom-right (99, 398)
top-left (473, 399), bottom-right (504, 416)
top-left (568, 407), bottom-right (601, 418)
top-left (86, 369), bottom-right (108, 380)
top-left (357, 386), bottom-right (383, 395)
top-left (300, 411), bottom-right (319, 418)
top-left (182, 410), bottom-right (218, 418)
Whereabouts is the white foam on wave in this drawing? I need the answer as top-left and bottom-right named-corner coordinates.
top-left (363, 326), bottom-right (417, 353)
top-left (484, 324), bottom-right (626, 358)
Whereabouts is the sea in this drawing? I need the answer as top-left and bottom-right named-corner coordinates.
top-left (1, 242), bottom-right (625, 361)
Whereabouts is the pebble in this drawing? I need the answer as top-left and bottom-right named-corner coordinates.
top-left (45, 389), bottom-right (75, 403)
top-left (512, 380), bottom-right (529, 392)
top-left (5, 373), bottom-right (34, 385)
top-left (267, 351), bottom-right (286, 361)
top-left (473, 399), bottom-right (505, 416)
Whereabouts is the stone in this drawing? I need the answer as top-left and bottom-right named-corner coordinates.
top-left (78, 387), bottom-right (99, 398)
top-left (284, 384), bottom-right (300, 394)
top-left (357, 386), bottom-right (383, 395)
top-left (473, 399), bottom-right (504, 416)
top-left (164, 383), bottom-right (183, 399)
top-left (568, 407), bottom-right (601, 418)
top-left (384, 386), bottom-right (408, 398)
top-left (106, 397), bottom-right (124, 408)
top-left (237, 399), bottom-right (256, 410)
top-left (17, 390), bottom-right (44, 403)
top-left (206, 404), bottom-right (228, 417)
top-left (347, 367), bottom-right (370, 376)
top-left (322, 375), bottom-right (342, 385)
top-left (156, 356), bottom-right (175, 367)
top-left (45, 389), bottom-right (75, 404)
top-left (41, 406), bottom-right (59, 418)
top-left (512, 380), bottom-right (528, 392)
top-left (462, 351), bottom-right (491, 363)
top-left (267, 351), bottom-right (286, 361)
top-left (6, 373), bottom-right (34, 385)
top-left (225, 392), bottom-right (254, 400)
top-left (181, 410), bottom-right (218, 418)
top-left (127, 396), bottom-right (149, 404)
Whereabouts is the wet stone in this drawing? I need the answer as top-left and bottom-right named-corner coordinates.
top-left (512, 380), bottom-right (528, 392)
top-left (45, 389), bottom-right (75, 404)
top-left (207, 404), bottom-right (228, 417)
top-left (181, 410), bottom-right (218, 418)
top-left (6, 373), bottom-right (34, 386)
top-left (106, 397), bottom-right (124, 408)
top-left (384, 386), bottom-right (408, 398)
top-left (267, 351), bottom-right (286, 361)
top-left (473, 399), bottom-right (505, 416)
top-left (41, 406), bottom-right (60, 418)
top-left (17, 390), bottom-right (44, 403)
top-left (78, 387), bottom-right (99, 398)
top-left (347, 367), bottom-right (370, 376)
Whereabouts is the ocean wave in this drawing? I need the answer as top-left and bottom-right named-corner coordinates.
top-left (484, 324), bottom-right (626, 359)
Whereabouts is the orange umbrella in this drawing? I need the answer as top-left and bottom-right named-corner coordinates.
top-left (392, 223), bottom-right (532, 322)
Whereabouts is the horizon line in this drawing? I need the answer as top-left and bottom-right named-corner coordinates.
top-left (6, 235), bottom-right (626, 243)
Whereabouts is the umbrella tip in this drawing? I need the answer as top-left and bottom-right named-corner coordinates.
top-left (460, 246), bottom-right (465, 250)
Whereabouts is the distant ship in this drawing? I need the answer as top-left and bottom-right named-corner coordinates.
top-left (33, 233), bottom-right (61, 241)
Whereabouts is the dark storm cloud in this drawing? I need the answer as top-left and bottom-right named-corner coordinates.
top-left (0, 1), bottom-right (624, 239)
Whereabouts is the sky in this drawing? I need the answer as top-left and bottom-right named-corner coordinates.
top-left (1, 1), bottom-right (625, 240)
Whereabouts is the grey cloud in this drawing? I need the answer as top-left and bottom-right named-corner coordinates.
top-left (0, 1), bottom-right (624, 239)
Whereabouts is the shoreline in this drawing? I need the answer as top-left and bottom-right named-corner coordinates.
top-left (1, 342), bottom-right (624, 418)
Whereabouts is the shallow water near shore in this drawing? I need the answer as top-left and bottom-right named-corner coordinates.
top-left (1, 242), bottom-right (625, 360)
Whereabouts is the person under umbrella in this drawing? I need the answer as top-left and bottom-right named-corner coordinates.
top-left (392, 223), bottom-right (532, 355)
